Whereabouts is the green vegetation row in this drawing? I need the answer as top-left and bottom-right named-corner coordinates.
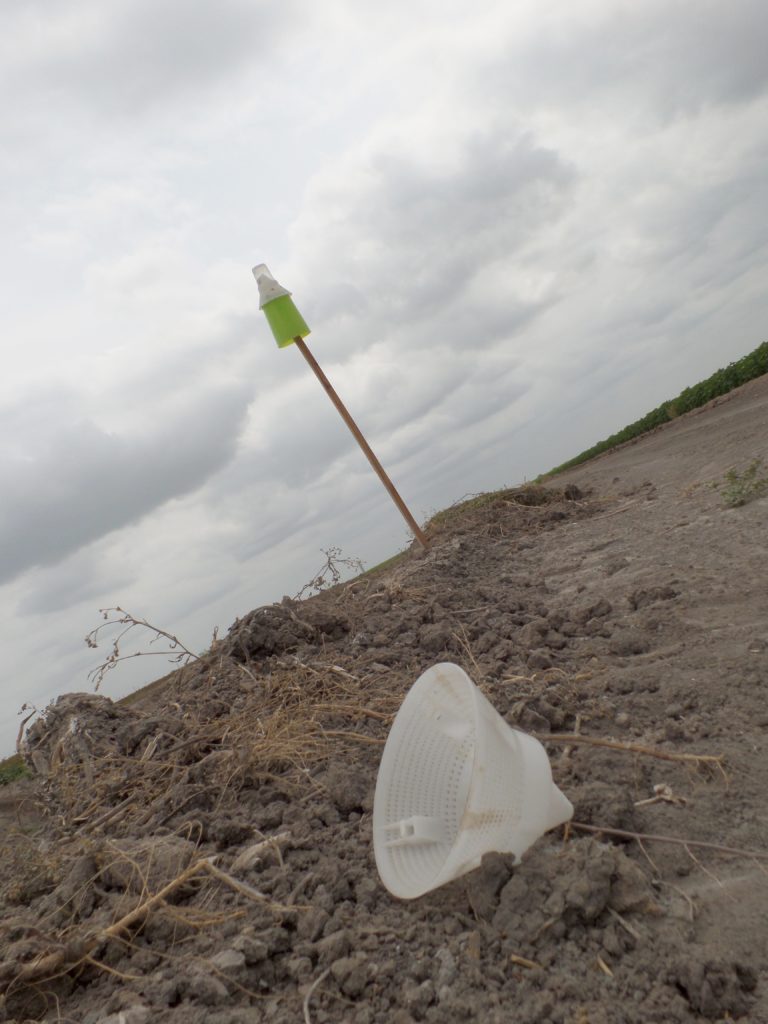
top-left (0, 754), bottom-right (27, 786)
top-left (543, 340), bottom-right (768, 477)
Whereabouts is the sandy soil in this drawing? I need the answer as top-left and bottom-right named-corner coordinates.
top-left (1, 374), bottom-right (767, 1024)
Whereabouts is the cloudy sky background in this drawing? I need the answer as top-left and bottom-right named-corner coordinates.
top-left (2, 0), bottom-right (767, 753)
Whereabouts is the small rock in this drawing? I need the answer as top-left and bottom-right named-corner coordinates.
top-left (672, 957), bottom-right (757, 1019)
top-left (527, 650), bottom-right (552, 670)
top-left (418, 621), bottom-right (453, 654)
top-left (232, 934), bottom-right (269, 963)
top-left (609, 854), bottom-right (655, 914)
top-left (466, 852), bottom-right (515, 920)
top-left (435, 948), bottom-right (457, 988)
top-left (354, 876), bottom-right (379, 910)
top-left (518, 618), bottom-right (549, 646)
top-left (519, 706), bottom-right (550, 733)
top-left (207, 818), bottom-right (253, 847)
top-left (406, 956), bottom-right (432, 982)
top-left (144, 975), bottom-right (179, 1007)
top-left (298, 906), bottom-right (330, 941)
top-left (374, 957), bottom-right (396, 979)
top-left (98, 1008), bottom-right (151, 1024)
top-left (96, 836), bottom-right (196, 894)
top-left (313, 882), bottom-right (336, 912)
top-left (315, 929), bottom-right (351, 964)
top-left (209, 948), bottom-right (246, 972)
top-left (602, 922), bottom-right (624, 957)
top-left (285, 955), bottom-right (314, 981)
top-left (628, 586), bottom-right (678, 610)
top-left (322, 763), bottom-right (374, 813)
top-left (183, 972), bottom-right (229, 1005)
top-left (129, 948), bottom-right (159, 972)
top-left (545, 630), bottom-right (567, 650)
top-left (571, 781), bottom-right (638, 834)
top-left (331, 953), bottom-right (369, 997)
top-left (208, 1011), bottom-right (271, 1024)
top-left (608, 630), bottom-right (650, 656)
top-left (573, 598), bottom-right (613, 624)
top-left (259, 801), bottom-right (287, 829)
top-left (262, 926), bottom-right (292, 954)
top-left (604, 556), bottom-right (630, 576)
top-left (403, 979), bottom-right (436, 1019)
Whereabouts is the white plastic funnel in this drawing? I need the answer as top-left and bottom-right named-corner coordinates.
top-left (373, 663), bottom-right (573, 899)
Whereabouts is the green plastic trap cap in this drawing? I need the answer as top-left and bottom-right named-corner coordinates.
top-left (252, 264), bottom-right (311, 348)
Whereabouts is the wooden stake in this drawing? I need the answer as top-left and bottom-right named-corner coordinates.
top-left (294, 336), bottom-right (428, 548)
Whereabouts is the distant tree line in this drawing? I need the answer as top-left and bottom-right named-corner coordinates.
top-left (543, 340), bottom-right (768, 476)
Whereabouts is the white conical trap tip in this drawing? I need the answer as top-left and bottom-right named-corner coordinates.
top-left (373, 663), bottom-right (573, 899)
top-left (251, 263), bottom-right (291, 307)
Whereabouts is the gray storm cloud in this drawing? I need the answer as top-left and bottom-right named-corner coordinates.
top-left (0, 383), bottom-right (251, 584)
top-left (480, 0), bottom-right (768, 116)
top-left (301, 129), bottom-right (576, 342)
top-left (5, 0), bottom-right (297, 117)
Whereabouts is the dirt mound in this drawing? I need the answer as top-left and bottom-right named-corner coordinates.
top-left (2, 392), bottom-right (768, 1024)
top-left (224, 601), bottom-right (351, 664)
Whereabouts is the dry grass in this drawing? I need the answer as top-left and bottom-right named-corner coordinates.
top-left (25, 654), bottom-right (402, 838)
top-left (1, 654), bottom-right (407, 1006)
top-left (421, 484), bottom-right (599, 542)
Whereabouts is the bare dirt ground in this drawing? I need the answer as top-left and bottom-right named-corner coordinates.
top-left (1, 373), bottom-right (767, 1024)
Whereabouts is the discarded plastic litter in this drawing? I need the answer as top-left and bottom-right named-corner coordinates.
top-left (372, 662), bottom-right (573, 899)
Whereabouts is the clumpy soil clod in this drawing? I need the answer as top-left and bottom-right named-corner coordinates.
top-left (2, 374), bottom-right (768, 1022)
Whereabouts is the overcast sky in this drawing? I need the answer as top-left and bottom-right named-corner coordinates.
top-left (2, 0), bottom-right (767, 754)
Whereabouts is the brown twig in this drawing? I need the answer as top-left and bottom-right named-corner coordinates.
top-left (539, 733), bottom-right (724, 769)
top-left (84, 606), bottom-right (200, 691)
top-left (509, 953), bottom-right (540, 969)
top-left (596, 954), bottom-right (614, 977)
top-left (452, 625), bottom-right (484, 678)
top-left (636, 837), bottom-right (662, 877)
top-left (16, 707), bottom-right (38, 755)
top-left (76, 795), bottom-right (136, 834)
top-left (569, 822), bottom-right (768, 859)
top-left (606, 907), bottom-right (642, 942)
top-left (313, 703), bottom-right (392, 722)
top-left (321, 730), bottom-right (385, 745)
top-left (657, 880), bottom-right (696, 921)
top-left (102, 858), bottom-right (207, 939)
top-left (230, 831), bottom-right (292, 873)
top-left (303, 967), bottom-right (331, 1024)
top-left (3, 858), bottom-right (207, 993)
top-left (1, 855), bottom-right (302, 996)
top-left (202, 860), bottom-right (296, 911)
top-left (589, 502), bottom-right (639, 521)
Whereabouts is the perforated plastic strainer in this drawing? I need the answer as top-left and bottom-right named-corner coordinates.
top-left (373, 662), bottom-right (573, 899)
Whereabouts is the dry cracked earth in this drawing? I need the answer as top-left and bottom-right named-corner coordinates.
top-left (1, 373), bottom-right (767, 1024)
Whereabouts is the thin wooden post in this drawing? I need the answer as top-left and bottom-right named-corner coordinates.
top-left (293, 336), bottom-right (428, 549)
